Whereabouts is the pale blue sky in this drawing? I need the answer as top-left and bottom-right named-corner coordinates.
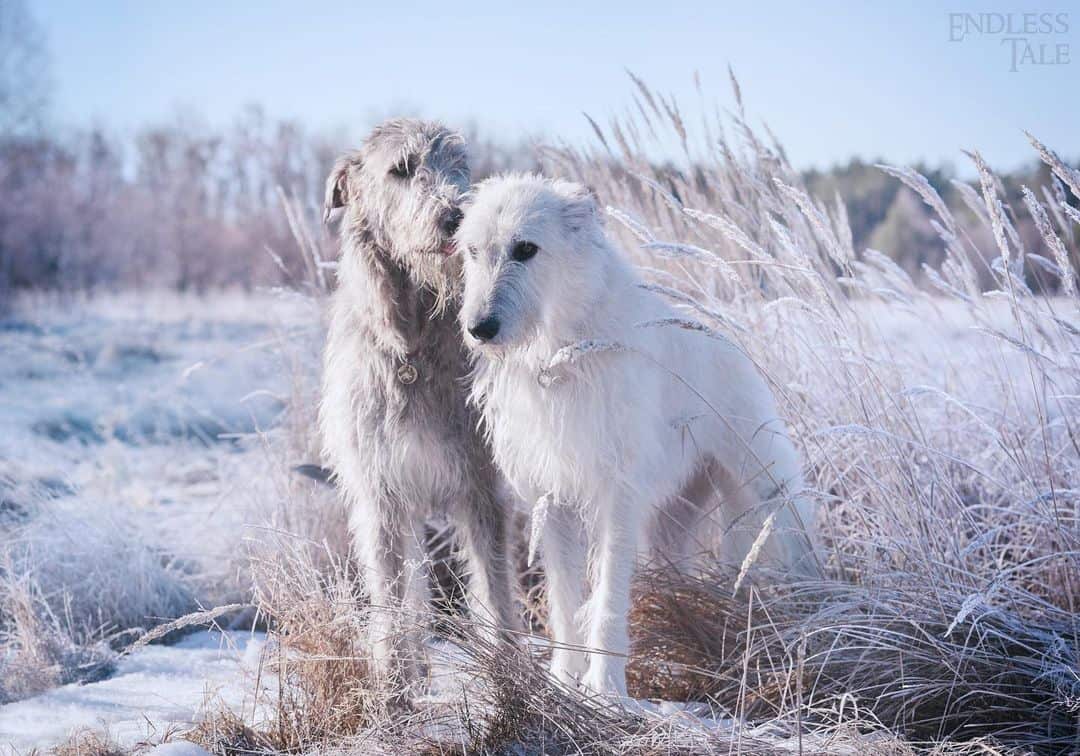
top-left (32, 0), bottom-right (1078, 173)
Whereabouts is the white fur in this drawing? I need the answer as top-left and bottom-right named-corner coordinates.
top-left (456, 174), bottom-right (816, 699)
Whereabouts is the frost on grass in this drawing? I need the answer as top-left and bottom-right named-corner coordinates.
top-left (4, 76), bottom-right (1080, 754)
top-left (157, 96), bottom-right (1079, 752)
top-left (0, 291), bottom-right (326, 717)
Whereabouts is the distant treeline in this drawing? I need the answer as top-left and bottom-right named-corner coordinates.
top-left (804, 158), bottom-right (1078, 290)
top-left (0, 110), bottom-right (539, 300)
top-left (0, 112), bottom-right (1075, 299)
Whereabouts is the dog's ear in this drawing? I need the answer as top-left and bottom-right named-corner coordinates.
top-left (560, 183), bottom-right (599, 233)
top-left (323, 153), bottom-right (361, 224)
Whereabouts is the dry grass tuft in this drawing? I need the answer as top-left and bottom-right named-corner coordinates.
top-left (187, 709), bottom-right (279, 755)
top-left (627, 566), bottom-right (772, 702)
top-left (0, 567), bottom-right (115, 703)
top-left (243, 528), bottom-right (385, 748)
top-left (629, 566), bottom-right (1080, 749)
top-left (50, 729), bottom-right (129, 756)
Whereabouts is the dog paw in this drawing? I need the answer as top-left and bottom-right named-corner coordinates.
top-left (549, 649), bottom-right (588, 688)
top-left (580, 663), bottom-right (629, 702)
top-left (549, 664), bottom-right (583, 689)
top-left (580, 684), bottom-right (653, 715)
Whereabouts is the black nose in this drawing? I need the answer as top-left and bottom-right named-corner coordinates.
top-left (441, 207), bottom-right (463, 235)
top-left (468, 316), bottom-right (500, 342)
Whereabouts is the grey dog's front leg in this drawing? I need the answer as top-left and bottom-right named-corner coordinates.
top-left (454, 484), bottom-right (518, 640)
top-left (349, 491), bottom-right (428, 693)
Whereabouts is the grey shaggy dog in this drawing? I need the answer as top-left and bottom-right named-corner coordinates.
top-left (319, 119), bottom-right (516, 695)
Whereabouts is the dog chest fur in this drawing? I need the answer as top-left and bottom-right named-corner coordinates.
top-left (476, 348), bottom-right (672, 507)
top-left (323, 270), bottom-right (482, 509)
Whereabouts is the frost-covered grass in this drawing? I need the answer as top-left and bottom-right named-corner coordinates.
top-left (3, 78), bottom-right (1080, 754)
top-left (522, 77), bottom-right (1080, 753)
top-left (0, 289), bottom-right (323, 710)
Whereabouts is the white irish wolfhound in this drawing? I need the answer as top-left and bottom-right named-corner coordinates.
top-left (455, 173), bottom-right (816, 699)
top-left (319, 119), bottom-right (517, 695)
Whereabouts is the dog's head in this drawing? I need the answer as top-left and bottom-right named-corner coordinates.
top-left (324, 118), bottom-right (469, 287)
top-left (455, 173), bottom-right (606, 352)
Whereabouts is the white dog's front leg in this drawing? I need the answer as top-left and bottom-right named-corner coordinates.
top-left (542, 499), bottom-right (589, 686)
top-left (581, 493), bottom-right (642, 699)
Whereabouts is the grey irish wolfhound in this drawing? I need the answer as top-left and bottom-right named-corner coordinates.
top-left (319, 119), bottom-right (516, 693)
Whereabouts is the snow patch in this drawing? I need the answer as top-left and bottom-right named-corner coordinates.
top-left (0, 630), bottom-right (271, 751)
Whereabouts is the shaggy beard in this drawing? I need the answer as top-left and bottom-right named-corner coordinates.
top-left (398, 246), bottom-right (461, 316)
top-left (345, 214), bottom-right (461, 315)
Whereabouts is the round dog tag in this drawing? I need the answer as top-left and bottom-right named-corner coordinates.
top-left (397, 362), bottom-right (418, 385)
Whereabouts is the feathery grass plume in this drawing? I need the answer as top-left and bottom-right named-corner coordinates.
top-left (877, 164), bottom-right (958, 239)
top-left (1026, 131), bottom-right (1080, 200)
top-left (538, 339), bottom-right (630, 387)
top-left (773, 178), bottom-right (852, 269)
top-left (630, 171), bottom-right (684, 210)
top-left (732, 512), bottom-right (776, 596)
top-left (642, 241), bottom-right (741, 286)
top-left (1021, 185), bottom-right (1076, 297)
top-left (123, 603), bottom-right (250, 654)
top-left (682, 207), bottom-right (769, 260)
top-left (605, 206), bottom-right (656, 244)
top-left (635, 316), bottom-right (729, 341)
top-left (638, 281), bottom-right (747, 333)
top-left (967, 150), bottom-right (1014, 270)
top-left (1062, 201), bottom-right (1080, 231)
top-left (527, 493), bottom-right (552, 568)
top-left (1041, 182), bottom-right (1076, 247)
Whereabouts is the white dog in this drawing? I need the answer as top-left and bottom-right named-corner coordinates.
top-left (455, 173), bottom-right (816, 699)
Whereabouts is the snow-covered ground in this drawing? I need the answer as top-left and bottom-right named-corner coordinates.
top-left (1, 291), bottom-right (309, 524)
top-left (0, 630), bottom-right (271, 751)
top-left (0, 290), bottom-right (1053, 751)
top-left (0, 291), bottom-right (320, 751)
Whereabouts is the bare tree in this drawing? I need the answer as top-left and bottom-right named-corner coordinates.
top-left (0, 0), bottom-right (51, 137)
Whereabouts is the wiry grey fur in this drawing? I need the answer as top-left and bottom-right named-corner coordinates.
top-left (318, 119), bottom-right (516, 696)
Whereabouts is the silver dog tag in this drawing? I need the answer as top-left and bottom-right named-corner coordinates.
top-left (397, 362), bottom-right (418, 385)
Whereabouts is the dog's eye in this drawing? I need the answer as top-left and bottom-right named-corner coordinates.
top-left (511, 241), bottom-right (538, 262)
top-left (389, 155), bottom-right (417, 179)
